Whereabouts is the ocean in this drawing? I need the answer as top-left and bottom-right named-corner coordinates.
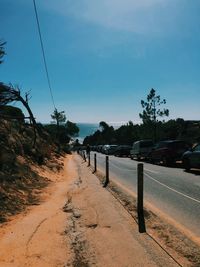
top-left (76, 122), bottom-right (122, 143)
top-left (76, 123), bottom-right (99, 143)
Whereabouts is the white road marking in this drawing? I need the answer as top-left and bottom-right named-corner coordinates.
top-left (109, 161), bottom-right (137, 172)
top-left (110, 160), bottom-right (159, 173)
top-left (145, 172), bottom-right (200, 204)
top-left (144, 168), bottom-right (159, 174)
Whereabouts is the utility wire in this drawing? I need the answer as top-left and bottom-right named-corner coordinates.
top-left (33, 0), bottom-right (56, 110)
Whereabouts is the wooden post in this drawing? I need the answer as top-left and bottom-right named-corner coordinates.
top-left (83, 151), bottom-right (86, 162)
top-left (103, 156), bottom-right (109, 187)
top-left (93, 153), bottom-right (97, 173)
top-left (88, 153), bottom-right (90, 166)
top-left (137, 163), bottom-right (146, 233)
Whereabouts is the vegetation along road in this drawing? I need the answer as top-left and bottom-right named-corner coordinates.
top-left (91, 152), bottom-right (200, 241)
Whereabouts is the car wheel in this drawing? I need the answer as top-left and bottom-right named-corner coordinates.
top-left (162, 156), bottom-right (170, 166)
top-left (150, 158), bottom-right (154, 164)
top-left (148, 153), bottom-right (154, 163)
top-left (183, 158), bottom-right (190, 171)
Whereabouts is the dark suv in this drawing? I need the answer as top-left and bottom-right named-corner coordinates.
top-left (150, 140), bottom-right (190, 166)
top-left (114, 145), bottom-right (132, 157)
top-left (182, 143), bottom-right (200, 171)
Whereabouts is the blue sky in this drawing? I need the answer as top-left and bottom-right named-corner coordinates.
top-left (0, 0), bottom-right (200, 123)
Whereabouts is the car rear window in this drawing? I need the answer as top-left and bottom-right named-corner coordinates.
top-left (156, 142), bottom-right (166, 148)
top-left (168, 141), bottom-right (186, 149)
top-left (194, 144), bottom-right (200, 151)
top-left (140, 141), bottom-right (153, 148)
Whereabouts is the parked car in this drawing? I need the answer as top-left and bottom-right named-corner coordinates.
top-left (150, 140), bottom-right (190, 166)
top-left (182, 143), bottom-right (200, 171)
top-left (114, 145), bottom-right (132, 157)
top-left (96, 145), bottom-right (104, 153)
top-left (102, 145), bottom-right (109, 154)
top-left (91, 145), bottom-right (97, 151)
top-left (130, 140), bottom-right (154, 160)
top-left (103, 145), bottom-right (118, 155)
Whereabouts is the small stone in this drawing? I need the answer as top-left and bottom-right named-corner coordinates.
top-left (63, 204), bottom-right (73, 213)
top-left (73, 211), bottom-right (81, 219)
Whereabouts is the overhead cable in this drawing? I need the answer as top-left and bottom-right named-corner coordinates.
top-left (33, 0), bottom-right (56, 110)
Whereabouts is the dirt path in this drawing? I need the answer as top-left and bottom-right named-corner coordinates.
top-left (0, 154), bottom-right (180, 267)
top-left (63, 155), bottom-right (179, 267)
top-left (0, 156), bottom-right (73, 267)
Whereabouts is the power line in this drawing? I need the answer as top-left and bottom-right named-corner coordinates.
top-left (32, 0), bottom-right (56, 110)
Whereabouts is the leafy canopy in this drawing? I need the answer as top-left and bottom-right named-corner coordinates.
top-left (66, 120), bottom-right (79, 137)
top-left (139, 88), bottom-right (169, 124)
top-left (0, 41), bottom-right (6, 64)
top-left (51, 109), bottom-right (66, 125)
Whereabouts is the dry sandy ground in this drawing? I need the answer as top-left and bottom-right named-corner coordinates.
top-left (0, 157), bottom-right (70, 267)
top-left (0, 154), bottom-right (186, 266)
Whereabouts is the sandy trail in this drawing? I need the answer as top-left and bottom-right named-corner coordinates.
top-left (0, 154), bottom-right (180, 267)
top-left (0, 156), bottom-right (73, 267)
top-left (63, 155), bottom-right (179, 267)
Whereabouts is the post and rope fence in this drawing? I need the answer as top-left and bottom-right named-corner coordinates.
top-left (88, 152), bottom-right (90, 167)
top-left (79, 149), bottom-right (86, 162)
top-left (93, 153), bottom-right (97, 173)
top-left (79, 151), bottom-right (145, 233)
top-left (103, 155), bottom-right (109, 187)
top-left (137, 163), bottom-right (146, 233)
top-left (83, 151), bottom-right (86, 162)
top-left (78, 151), bottom-right (183, 266)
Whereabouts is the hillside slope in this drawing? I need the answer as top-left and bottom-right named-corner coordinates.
top-left (0, 119), bottom-right (62, 222)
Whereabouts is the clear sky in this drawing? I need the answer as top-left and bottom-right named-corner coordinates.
top-left (0, 0), bottom-right (200, 124)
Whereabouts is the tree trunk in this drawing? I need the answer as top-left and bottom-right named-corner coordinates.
top-left (19, 96), bottom-right (37, 147)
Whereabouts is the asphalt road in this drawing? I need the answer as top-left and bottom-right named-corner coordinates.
top-left (90, 152), bottom-right (200, 239)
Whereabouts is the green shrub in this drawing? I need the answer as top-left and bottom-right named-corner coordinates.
top-left (0, 105), bottom-right (25, 121)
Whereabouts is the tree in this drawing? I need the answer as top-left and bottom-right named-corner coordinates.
top-left (46, 124), bottom-right (71, 144)
top-left (51, 109), bottom-right (68, 149)
top-left (50, 110), bottom-right (79, 145)
top-left (65, 120), bottom-right (79, 137)
top-left (115, 121), bottom-right (138, 145)
top-left (0, 83), bottom-right (37, 145)
top-left (0, 105), bottom-right (25, 122)
top-left (99, 121), bottom-right (109, 132)
top-left (139, 88), bottom-right (169, 123)
top-left (139, 88), bottom-right (169, 141)
top-left (99, 121), bottom-right (115, 144)
top-left (51, 109), bottom-right (66, 127)
top-left (0, 83), bottom-right (36, 126)
top-left (0, 41), bottom-right (6, 64)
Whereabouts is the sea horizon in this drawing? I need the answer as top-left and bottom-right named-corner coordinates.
top-left (76, 122), bottom-right (123, 143)
top-left (40, 121), bottom-right (126, 144)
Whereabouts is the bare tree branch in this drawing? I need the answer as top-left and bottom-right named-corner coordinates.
top-left (0, 82), bottom-right (37, 146)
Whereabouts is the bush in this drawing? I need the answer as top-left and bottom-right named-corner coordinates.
top-left (0, 105), bottom-right (25, 121)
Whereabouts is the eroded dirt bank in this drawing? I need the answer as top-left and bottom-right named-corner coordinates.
top-left (0, 156), bottom-right (72, 267)
top-left (0, 154), bottom-right (191, 266)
